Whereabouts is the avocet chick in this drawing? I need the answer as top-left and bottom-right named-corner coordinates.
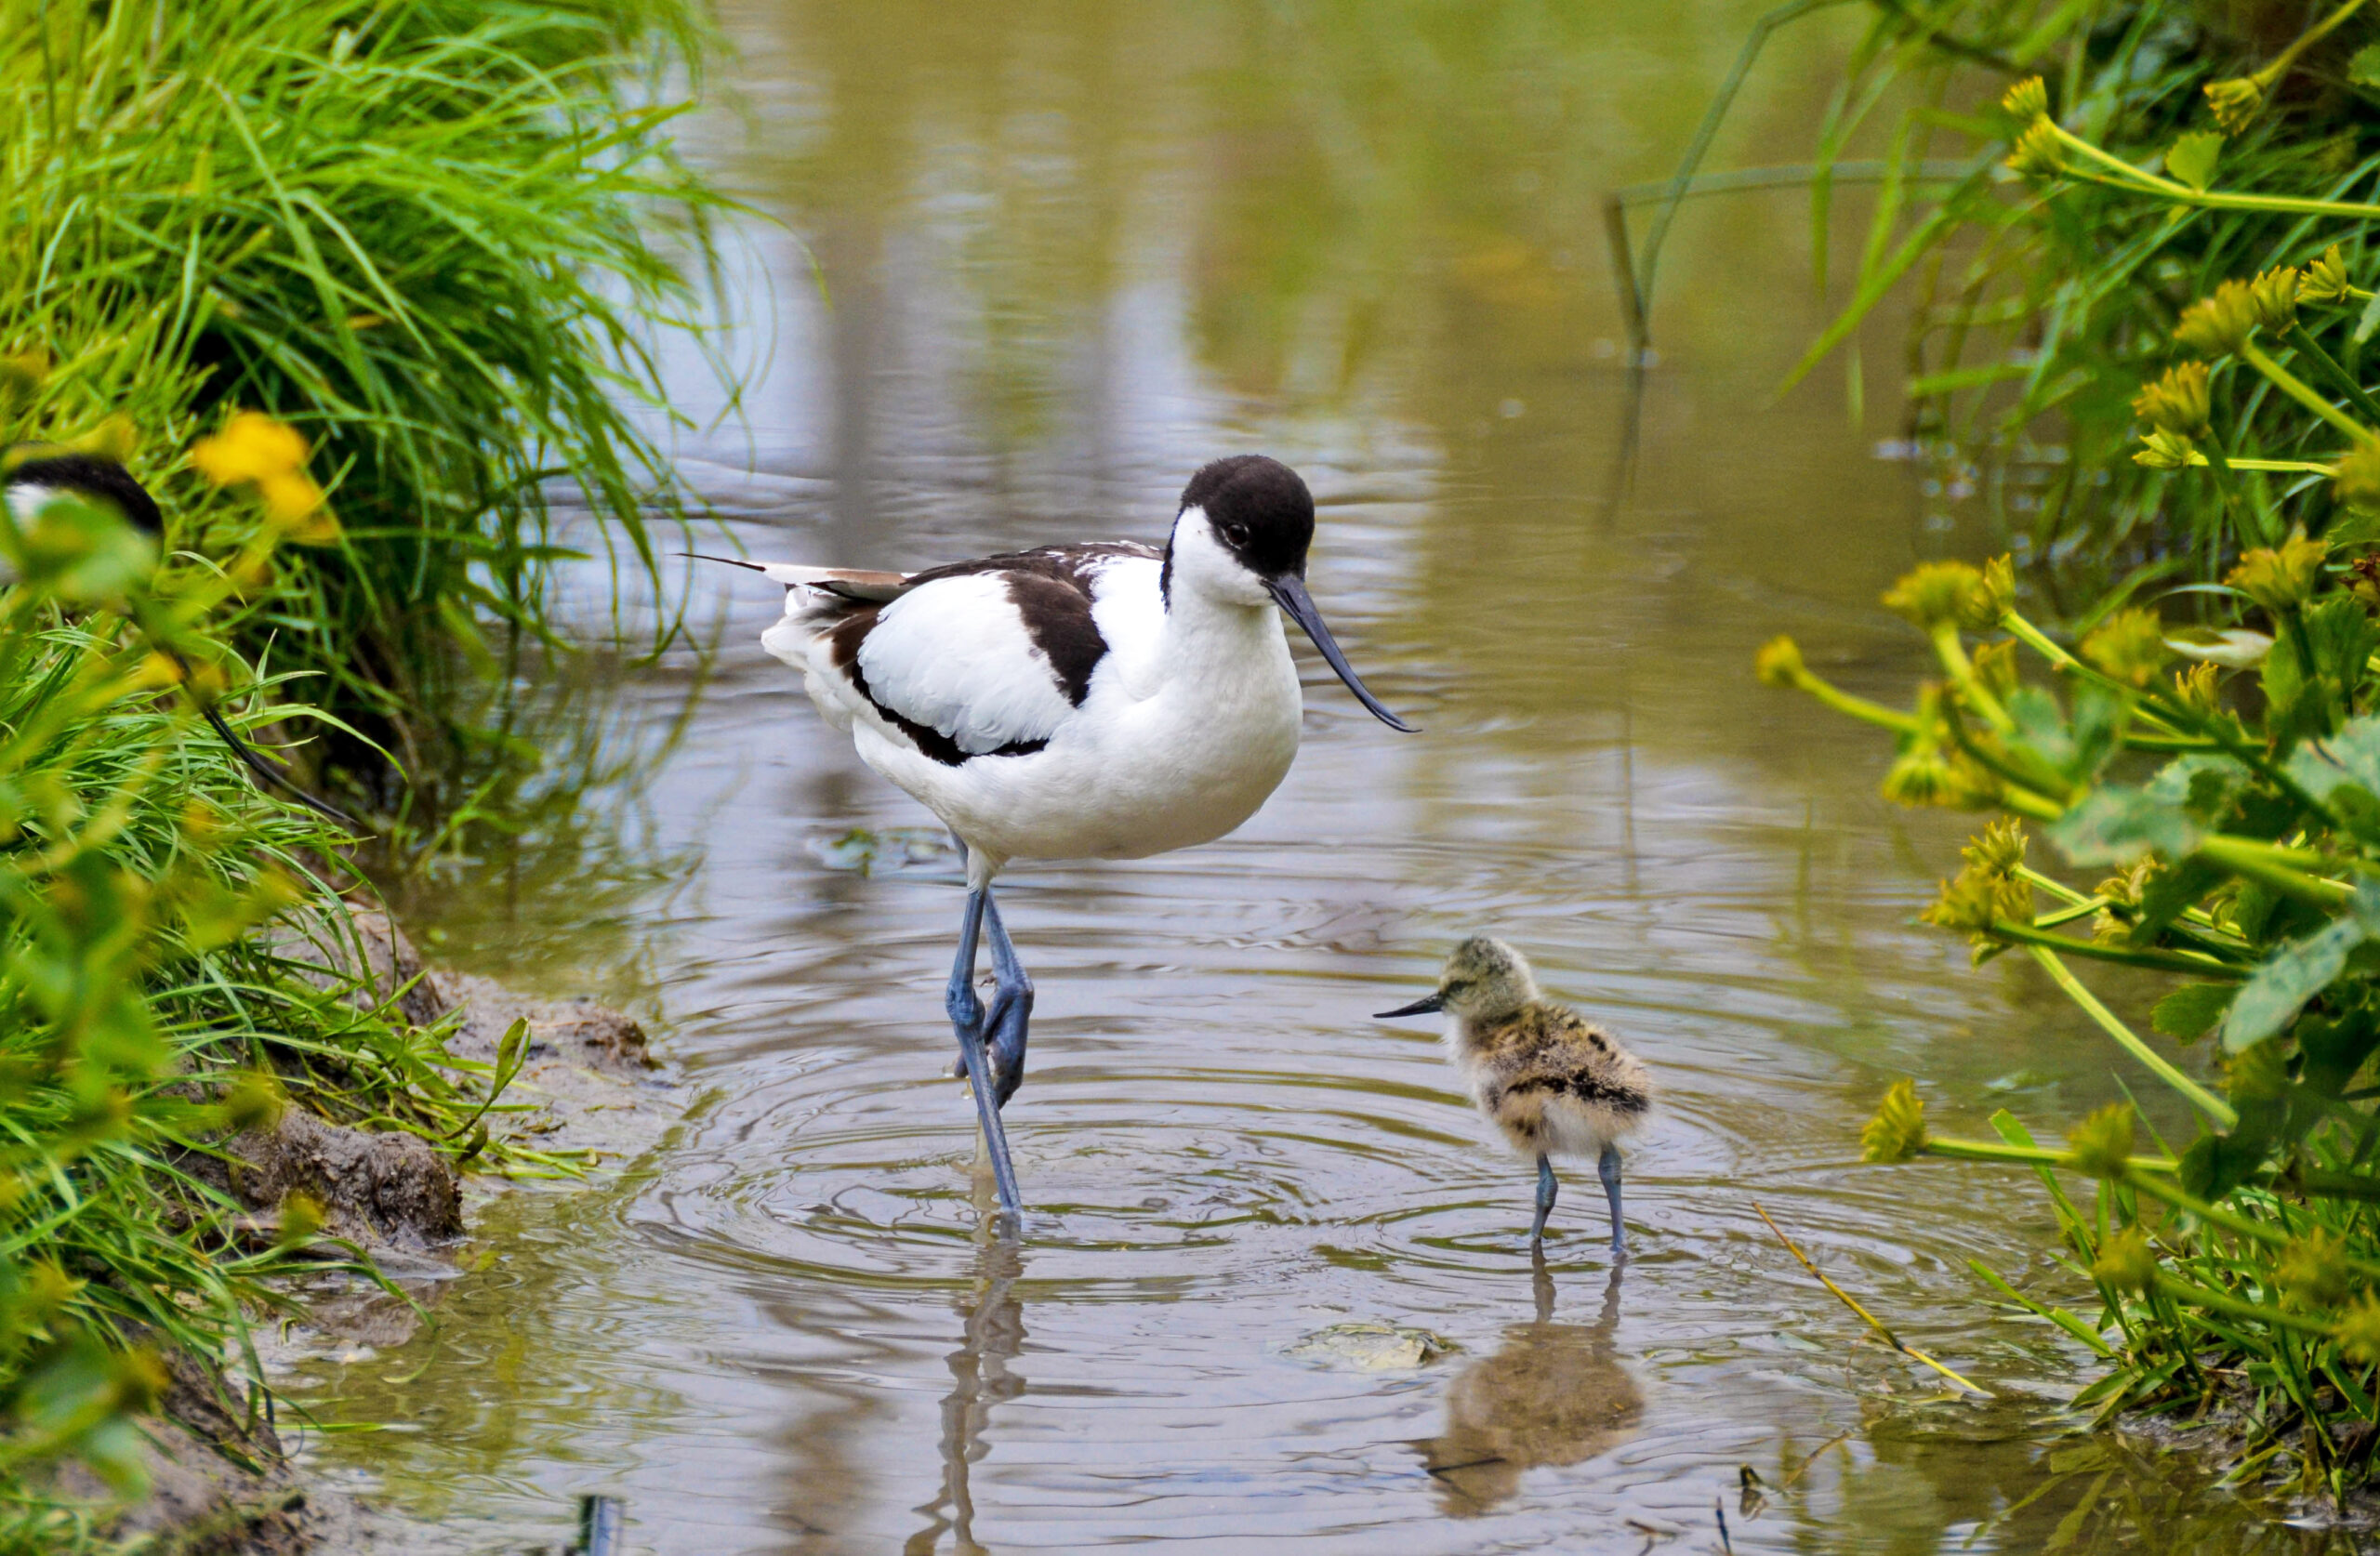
top-left (1378, 937), bottom-right (1651, 1254)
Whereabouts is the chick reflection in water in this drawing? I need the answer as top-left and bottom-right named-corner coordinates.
top-left (1378, 937), bottom-right (1651, 1251)
top-left (1419, 1259), bottom-right (1642, 1514)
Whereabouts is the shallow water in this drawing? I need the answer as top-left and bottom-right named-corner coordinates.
top-left (284, 5), bottom-right (2366, 1552)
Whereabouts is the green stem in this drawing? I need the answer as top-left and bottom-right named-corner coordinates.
top-left (2197, 425), bottom-right (2275, 549)
top-left (1783, 667), bottom-right (1920, 733)
top-left (2283, 323), bottom-right (2380, 429)
top-left (2225, 458), bottom-right (2340, 475)
top-left (2240, 339), bottom-right (2373, 443)
top-left (1932, 622), bottom-right (2014, 732)
top-left (2047, 135), bottom-right (2380, 220)
top-left (2152, 1271), bottom-right (2340, 1337)
top-left (1987, 919), bottom-right (2243, 977)
top-left (2131, 1172), bottom-right (2380, 1285)
top-left (2300, 1169), bottom-right (2380, 1203)
top-left (1921, 1136), bottom-right (2178, 1172)
top-left (2026, 945), bottom-right (2241, 1126)
top-left (2254, 0), bottom-right (2372, 86)
top-left (2194, 836), bottom-right (2357, 910)
top-left (2015, 864), bottom-right (2095, 908)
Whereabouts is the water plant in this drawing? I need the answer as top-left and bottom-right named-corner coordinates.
top-left (1, 0), bottom-right (729, 798)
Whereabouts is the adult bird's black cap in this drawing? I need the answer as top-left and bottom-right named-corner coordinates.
top-left (2, 448), bottom-right (164, 535)
top-left (1177, 454), bottom-right (1419, 733)
top-left (1375, 990), bottom-right (1447, 1019)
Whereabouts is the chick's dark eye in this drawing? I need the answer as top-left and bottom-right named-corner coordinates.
top-left (1221, 522), bottom-right (1247, 545)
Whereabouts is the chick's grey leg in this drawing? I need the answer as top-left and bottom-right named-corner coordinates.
top-left (1529, 1154), bottom-right (1557, 1244)
top-left (1598, 1142), bottom-right (1625, 1258)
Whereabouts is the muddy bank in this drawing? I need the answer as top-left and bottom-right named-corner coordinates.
top-left (90, 905), bottom-right (679, 1554)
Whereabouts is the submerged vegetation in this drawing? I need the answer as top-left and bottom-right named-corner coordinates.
top-left (0, 0), bottom-right (723, 1538)
top-left (1749, 0), bottom-right (2380, 1505)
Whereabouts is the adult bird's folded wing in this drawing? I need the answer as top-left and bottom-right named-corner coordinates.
top-left (685, 553), bottom-right (913, 601)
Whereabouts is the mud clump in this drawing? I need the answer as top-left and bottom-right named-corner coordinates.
top-left (218, 1105), bottom-right (464, 1252)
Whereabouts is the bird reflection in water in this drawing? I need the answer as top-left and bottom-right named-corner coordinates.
top-left (905, 1236), bottom-right (1026, 1556)
top-left (1418, 1255), bottom-right (1643, 1515)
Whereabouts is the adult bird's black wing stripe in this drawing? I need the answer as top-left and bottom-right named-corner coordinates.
top-left (902, 543), bottom-right (1157, 709)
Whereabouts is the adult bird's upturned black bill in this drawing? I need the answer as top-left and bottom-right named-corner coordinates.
top-left (1265, 574), bottom-right (1416, 732)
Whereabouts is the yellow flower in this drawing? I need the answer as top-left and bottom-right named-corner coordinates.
top-left (2338, 1292), bottom-right (2380, 1364)
top-left (1972, 638), bottom-right (2018, 702)
top-left (1963, 817), bottom-right (2028, 877)
top-left (2172, 661), bottom-right (2221, 718)
top-left (2082, 608), bottom-right (2175, 687)
top-left (2205, 76), bottom-right (2264, 134)
top-left (2068, 1102), bottom-right (2136, 1179)
top-left (2334, 439), bottom-right (2380, 510)
top-left (2092, 1226), bottom-right (2158, 1293)
top-left (2278, 1229), bottom-right (2354, 1310)
top-left (2134, 429), bottom-right (2199, 469)
top-left (2175, 280), bottom-right (2259, 359)
top-left (1860, 1079), bottom-right (1927, 1163)
top-left (191, 411), bottom-right (309, 487)
top-left (2227, 530), bottom-right (2329, 613)
top-left (1754, 635), bottom-right (1805, 688)
top-left (2001, 76), bottom-right (2049, 122)
top-left (217, 1073), bottom-right (285, 1136)
top-left (1884, 560), bottom-right (2005, 631)
top-left (2302, 244), bottom-right (2354, 305)
top-left (2132, 362), bottom-right (2211, 436)
top-left (2004, 121), bottom-right (2067, 178)
top-left (275, 1189), bottom-right (326, 1250)
top-left (2249, 265), bottom-right (2300, 334)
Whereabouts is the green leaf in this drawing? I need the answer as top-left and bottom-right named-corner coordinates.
top-left (2163, 626), bottom-right (2270, 667)
top-left (2351, 42), bottom-right (2380, 86)
top-left (2357, 286), bottom-right (2380, 345)
top-left (2165, 130), bottom-right (2223, 192)
top-left (2047, 785), bottom-right (2202, 866)
top-left (2286, 714), bottom-right (2380, 801)
top-left (2152, 982), bottom-right (2236, 1042)
top-left (2222, 914), bottom-right (2367, 1049)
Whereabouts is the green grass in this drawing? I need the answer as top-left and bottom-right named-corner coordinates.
top-left (2, 0), bottom-right (731, 798)
top-left (0, 476), bottom-right (575, 1536)
top-left (0, 0), bottom-right (734, 1522)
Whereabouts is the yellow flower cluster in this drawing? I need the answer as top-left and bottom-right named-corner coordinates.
top-left (189, 412), bottom-right (339, 544)
top-left (2067, 1103), bottom-right (2136, 1179)
top-left (2132, 362), bottom-right (2210, 436)
top-left (1859, 1079), bottom-right (1926, 1164)
top-left (2226, 530), bottom-right (2329, 613)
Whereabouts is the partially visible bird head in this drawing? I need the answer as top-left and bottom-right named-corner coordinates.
top-left (1166, 454), bottom-right (1415, 732)
top-left (1376, 936), bottom-right (1540, 1022)
top-left (2, 446), bottom-right (164, 536)
top-left (1166, 453), bottom-right (1314, 608)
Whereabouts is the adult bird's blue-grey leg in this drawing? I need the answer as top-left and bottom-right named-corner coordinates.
top-left (978, 890), bottom-right (1033, 1108)
top-left (1598, 1143), bottom-right (1626, 1257)
top-left (945, 888), bottom-right (1022, 1216)
top-left (1529, 1153), bottom-right (1557, 1243)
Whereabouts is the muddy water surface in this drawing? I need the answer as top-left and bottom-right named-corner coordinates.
top-left (284, 5), bottom-right (2346, 1552)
